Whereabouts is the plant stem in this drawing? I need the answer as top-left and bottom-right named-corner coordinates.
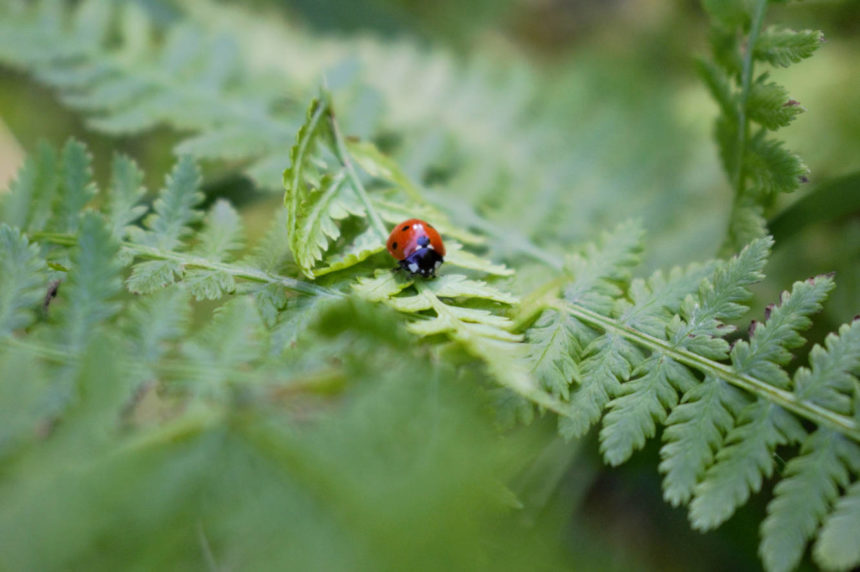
top-left (558, 300), bottom-right (860, 444)
top-left (29, 231), bottom-right (341, 299)
top-left (732, 0), bottom-right (768, 194)
top-left (326, 98), bottom-right (389, 243)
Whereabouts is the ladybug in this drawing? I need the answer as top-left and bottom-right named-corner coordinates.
top-left (386, 218), bottom-right (446, 278)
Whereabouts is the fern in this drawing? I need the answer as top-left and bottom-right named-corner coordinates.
top-left (524, 224), bottom-right (860, 570)
top-left (700, 0), bottom-right (821, 254)
top-left (0, 225), bottom-right (47, 336)
top-left (0, 135), bottom-right (564, 566)
top-left (1, 1), bottom-right (859, 570)
top-left (0, 0), bottom-right (720, 271)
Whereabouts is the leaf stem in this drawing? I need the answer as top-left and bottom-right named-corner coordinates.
top-left (326, 97), bottom-right (389, 243)
top-left (732, 0), bottom-right (768, 194)
top-left (28, 231), bottom-right (341, 299)
top-left (557, 300), bottom-right (860, 444)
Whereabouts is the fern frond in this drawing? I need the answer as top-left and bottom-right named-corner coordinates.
top-left (660, 376), bottom-right (748, 505)
top-left (688, 276), bottom-right (834, 529)
top-left (283, 95), bottom-right (387, 278)
top-left (127, 155), bottom-right (203, 293)
top-left (52, 139), bottom-right (96, 234)
top-left (700, 0), bottom-right (821, 254)
top-left (122, 287), bottom-right (191, 369)
top-left (134, 155), bottom-right (203, 251)
top-left (106, 153), bottom-right (146, 240)
top-left (184, 200), bottom-right (245, 300)
top-left (594, 261), bottom-right (715, 462)
top-left (578, 238), bottom-right (763, 456)
top-left (760, 429), bottom-right (859, 572)
top-left (181, 297), bottom-right (262, 395)
top-left (744, 132), bottom-right (807, 199)
top-left (754, 26), bottom-right (823, 68)
top-left (0, 142), bottom-right (57, 232)
top-left (691, 401), bottom-right (806, 530)
top-left (0, 225), bottom-right (47, 336)
top-left (747, 76), bottom-right (804, 130)
top-left (56, 212), bottom-right (122, 352)
top-left (562, 221), bottom-right (643, 314)
top-left (354, 270), bottom-right (564, 415)
top-left (527, 309), bottom-right (583, 399)
top-left (794, 320), bottom-right (860, 414)
top-left (814, 479), bottom-right (860, 570)
top-left (243, 208), bottom-right (292, 275)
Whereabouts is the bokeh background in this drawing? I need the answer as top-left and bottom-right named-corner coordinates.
top-left (1, 0), bottom-right (859, 569)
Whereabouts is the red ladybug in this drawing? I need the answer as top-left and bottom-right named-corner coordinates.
top-left (386, 218), bottom-right (446, 277)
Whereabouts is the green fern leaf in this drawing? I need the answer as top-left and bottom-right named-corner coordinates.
top-left (754, 26), bottom-right (823, 68)
top-left (57, 212), bottom-right (122, 351)
top-left (660, 376), bottom-right (749, 505)
top-left (183, 200), bottom-right (244, 300)
top-left (560, 334), bottom-right (642, 439)
top-left (353, 271), bottom-right (564, 416)
top-left (268, 295), bottom-right (327, 355)
top-left (672, 237), bottom-right (771, 358)
top-left (182, 297), bottom-right (261, 395)
top-left (657, 238), bottom-right (771, 502)
top-left (793, 319), bottom-right (860, 414)
top-left (106, 153), bottom-right (146, 240)
top-left (52, 139), bottom-right (96, 233)
top-left (601, 356), bottom-right (696, 466)
top-left (723, 200), bottom-right (768, 257)
top-left (444, 242), bottom-right (514, 276)
top-left (696, 59), bottom-right (735, 119)
top-left (689, 276), bottom-right (833, 529)
top-left (731, 276), bottom-right (834, 387)
top-left (122, 287), bottom-right (190, 368)
top-left (690, 401), bottom-right (806, 530)
top-left (745, 132), bottom-right (807, 198)
top-left (598, 263), bottom-right (718, 464)
top-left (554, 222), bottom-right (649, 438)
top-left (528, 309), bottom-right (583, 399)
top-left (563, 221), bottom-right (643, 314)
top-left (747, 76), bottom-right (804, 130)
top-left (126, 155), bottom-right (203, 293)
top-left (352, 270), bottom-right (414, 302)
top-left (315, 228), bottom-right (384, 277)
top-left (243, 209), bottom-right (292, 275)
top-left (126, 260), bottom-right (183, 295)
top-left (254, 283), bottom-right (290, 331)
top-left (0, 141), bottom-right (57, 232)
top-left (130, 155), bottom-right (203, 250)
top-left (174, 125), bottom-right (283, 162)
top-left (281, 95), bottom-right (385, 278)
top-left (760, 429), bottom-right (859, 572)
top-left (814, 479), bottom-right (860, 570)
top-left (0, 225), bottom-right (47, 336)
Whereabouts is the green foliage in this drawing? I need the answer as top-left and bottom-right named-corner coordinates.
top-left (700, 0), bottom-right (820, 255)
top-left (0, 138), bottom-right (572, 570)
top-left (534, 227), bottom-right (860, 570)
top-left (0, 1), bottom-right (858, 570)
top-left (0, 225), bottom-right (47, 336)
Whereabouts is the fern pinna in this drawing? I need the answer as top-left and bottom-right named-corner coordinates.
top-left (519, 225), bottom-right (860, 571)
top-left (1, 1), bottom-right (859, 571)
top-left (699, 0), bottom-right (823, 255)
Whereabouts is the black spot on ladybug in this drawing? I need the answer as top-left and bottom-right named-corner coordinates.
top-left (402, 225), bottom-right (410, 231)
top-left (392, 241), bottom-right (398, 250)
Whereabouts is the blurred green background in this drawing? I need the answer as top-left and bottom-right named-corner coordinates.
top-left (1, 0), bottom-right (859, 569)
